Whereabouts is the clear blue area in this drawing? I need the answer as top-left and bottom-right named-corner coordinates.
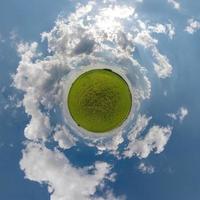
top-left (0, 0), bottom-right (200, 200)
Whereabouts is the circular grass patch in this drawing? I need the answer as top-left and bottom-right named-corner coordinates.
top-left (67, 69), bottom-right (132, 133)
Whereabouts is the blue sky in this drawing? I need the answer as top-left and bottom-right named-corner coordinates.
top-left (0, 0), bottom-right (200, 200)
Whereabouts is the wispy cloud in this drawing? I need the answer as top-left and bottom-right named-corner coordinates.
top-left (168, 0), bottom-right (180, 10)
top-left (134, 21), bottom-right (173, 78)
top-left (167, 106), bottom-right (188, 122)
top-left (138, 162), bottom-right (155, 174)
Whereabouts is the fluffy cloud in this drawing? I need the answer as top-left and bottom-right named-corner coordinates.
top-left (20, 143), bottom-right (115, 200)
top-left (124, 125), bottom-right (172, 159)
top-left (138, 162), bottom-right (155, 174)
top-left (185, 18), bottom-right (200, 34)
top-left (123, 115), bottom-right (171, 159)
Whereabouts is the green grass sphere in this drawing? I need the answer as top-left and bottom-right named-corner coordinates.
top-left (67, 69), bottom-right (132, 133)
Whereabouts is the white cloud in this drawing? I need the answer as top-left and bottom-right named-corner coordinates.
top-left (167, 113), bottom-right (177, 120)
top-left (138, 162), bottom-right (155, 174)
top-left (179, 107), bottom-right (188, 122)
top-left (54, 125), bottom-right (76, 149)
top-left (168, 0), bottom-right (180, 10)
top-left (134, 30), bottom-right (157, 48)
top-left (20, 143), bottom-right (115, 200)
top-left (95, 115), bottom-right (152, 158)
top-left (134, 23), bottom-right (173, 79)
top-left (124, 125), bottom-right (172, 159)
top-left (185, 18), bottom-right (200, 34)
top-left (14, 42), bottom-right (52, 141)
top-left (167, 106), bottom-right (188, 122)
top-left (127, 115), bottom-right (152, 142)
top-left (148, 23), bottom-right (175, 39)
top-left (13, 41), bottom-right (73, 141)
top-left (94, 130), bottom-right (125, 157)
top-left (152, 47), bottom-right (173, 79)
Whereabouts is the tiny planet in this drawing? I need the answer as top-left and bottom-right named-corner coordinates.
top-left (67, 69), bottom-right (132, 133)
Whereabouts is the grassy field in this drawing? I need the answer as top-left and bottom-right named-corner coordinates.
top-left (67, 69), bottom-right (132, 133)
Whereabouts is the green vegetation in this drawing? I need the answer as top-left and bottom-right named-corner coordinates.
top-left (67, 69), bottom-right (132, 133)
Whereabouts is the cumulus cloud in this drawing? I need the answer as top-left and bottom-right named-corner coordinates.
top-left (185, 18), bottom-right (200, 34)
top-left (123, 115), bottom-right (172, 160)
top-left (124, 125), bottom-right (172, 159)
top-left (14, 42), bottom-right (52, 141)
top-left (138, 162), bottom-right (155, 174)
top-left (168, 0), bottom-right (180, 10)
top-left (20, 143), bottom-right (115, 200)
